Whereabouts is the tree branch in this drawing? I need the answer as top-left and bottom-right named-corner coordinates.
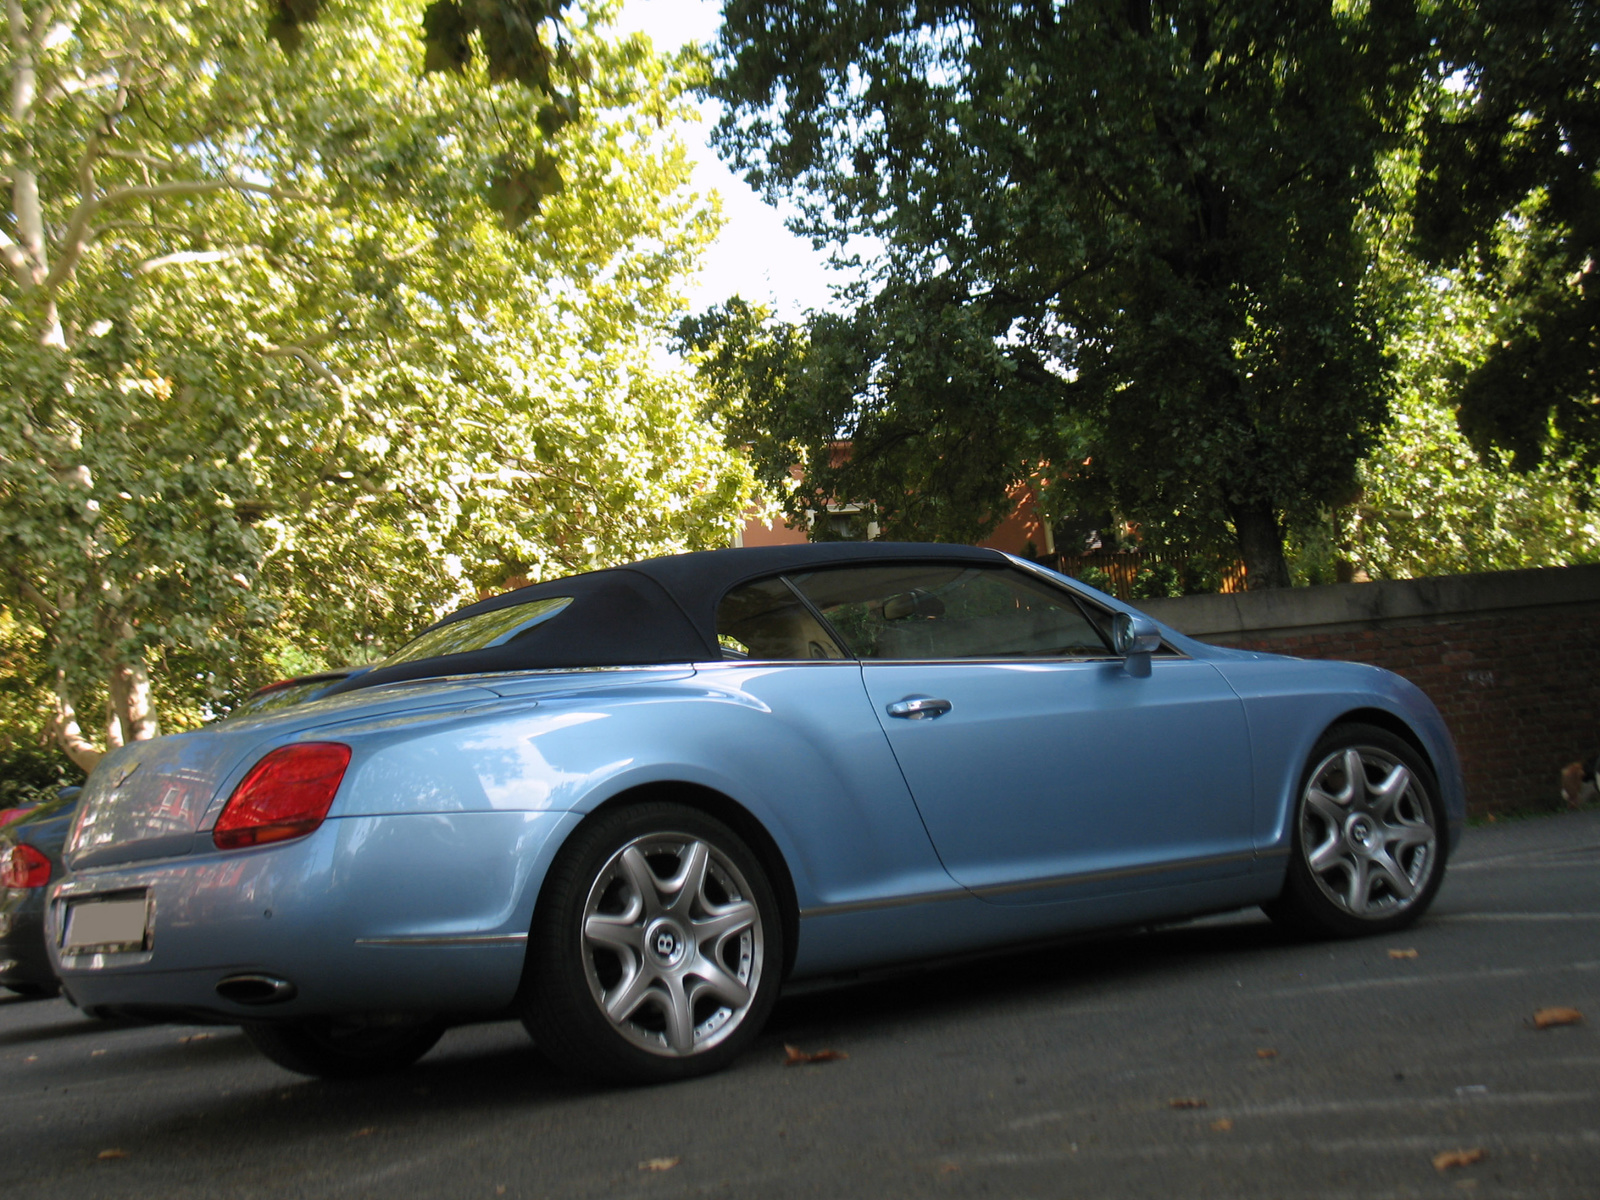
top-left (50, 673), bottom-right (104, 772)
top-left (0, 226), bottom-right (33, 285)
top-left (41, 177), bottom-right (326, 297)
top-left (11, 570), bottom-right (60, 622)
top-left (263, 343), bottom-right (346, 390)
top-left (135, 246), bottom-right (257, 275)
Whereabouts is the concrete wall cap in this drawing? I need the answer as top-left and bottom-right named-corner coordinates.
top-left (1138, 562), bottom-right (1600, 640)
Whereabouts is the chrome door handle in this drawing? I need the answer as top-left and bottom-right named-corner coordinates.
top-left (886, 697), bottom-right (952, 720)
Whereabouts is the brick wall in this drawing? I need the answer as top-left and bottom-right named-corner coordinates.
top-left (1140, 565), bottom-right (1600, 817)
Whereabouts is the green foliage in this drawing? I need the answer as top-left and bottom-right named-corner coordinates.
top-left (1, 0), bottom-right (752, 749)
top-left (1336, 264), bottom-right (1600, 580)
top-left (702, 0), bottom-right (1429, 586)
top-left (1413, 0), bottom-right (1600, 475)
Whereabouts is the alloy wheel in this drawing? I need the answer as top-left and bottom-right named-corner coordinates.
top-left (579, 833), bottom-right (764, 1057)
top-left (1299, 744), bottom-right (1438, 919)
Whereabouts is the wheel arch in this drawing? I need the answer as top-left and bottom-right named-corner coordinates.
top-left (1322, 707), bottom-right (1438, 783)
top-left (546, 781), bottom-right (802, 981)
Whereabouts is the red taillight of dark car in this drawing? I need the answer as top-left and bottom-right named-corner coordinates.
top-left (213, 743), bottom-right (352, 851)
top-left (0, 842), bottom-right (51, 888)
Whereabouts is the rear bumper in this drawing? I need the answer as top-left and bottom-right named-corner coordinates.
top-left (48, 809), bottom-right (581, 1023)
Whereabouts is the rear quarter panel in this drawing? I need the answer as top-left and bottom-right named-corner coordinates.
top-left (316, 663), bottom-right (949, 932)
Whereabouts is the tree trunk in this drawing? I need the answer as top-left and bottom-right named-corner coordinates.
top-left (51, 674), bottom-right (104, 772)
top-left (1228, 499), bottom-right (1291, 590)
top-left (110, 657), bottom-right (158, 743)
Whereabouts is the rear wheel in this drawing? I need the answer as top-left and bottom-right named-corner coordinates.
top-left (242, 1015), bottom-right (444, 1078)
top-left (521, 802), bottom-right (783, 1084)
top-left (1265, 723), bottom-right (1446, 938)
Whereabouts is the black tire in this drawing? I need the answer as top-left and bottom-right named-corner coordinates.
top-left (4, 982), bottom-right (61, 999)
top-left (242, 1015), bottom-right (444, 1078)
top-left (521, 802), bottom-right (784, 1085)
top-left (1264, 722), bottom-right (1447, 938)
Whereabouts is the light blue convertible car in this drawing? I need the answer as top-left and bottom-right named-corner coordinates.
top-left (48, 544), bottom-right (1463, 1082)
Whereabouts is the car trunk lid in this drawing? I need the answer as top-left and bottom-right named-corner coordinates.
top-left (66, 680), bottom-right (500, 870)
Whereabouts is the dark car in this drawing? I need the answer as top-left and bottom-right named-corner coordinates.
top-left (226, 668), bottom-right (370, 721)
top-left (1, 788), bottom-right (80, 998)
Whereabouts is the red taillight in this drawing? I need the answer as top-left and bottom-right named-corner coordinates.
top-left (0, 842), bottom-right (51, 888)
top-left (213, 743), bottom-right (351, 851)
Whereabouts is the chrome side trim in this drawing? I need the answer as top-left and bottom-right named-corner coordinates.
top-left (799, 849), bottom-right (1261, 919)
top-left (799, 886), bottom-right (972, 920)
top-left (354, 933), bottom-right (529, 948)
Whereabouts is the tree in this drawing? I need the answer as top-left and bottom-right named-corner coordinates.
top-left (699, 0), bottom-right (1429, 586)
top-left (1334, 265), bottom-right (1600, 580)
top-left (1413, 0), bottom-right (1600, 476)
top-left (1, 0), bottom-right (751, 769)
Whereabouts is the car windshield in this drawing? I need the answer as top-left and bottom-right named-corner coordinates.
top-left (381, 595), bottom-right (575, 666)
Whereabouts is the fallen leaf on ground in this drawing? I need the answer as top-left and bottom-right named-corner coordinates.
top-left (1210, 1118), bottom-right (1233, 1132)
top-left (24, 1055), bottom-right (37, 1062)
top-left (783, 1044), bottom-right (848, 1065)
top-left (638, 1157), bottom-right (680, 1172)
top-left (1433, 1148), bottom-right (1486, 1171)
top-left (178, 1033), bottom-right (215, 1044)
top-left (1256, 1048), bottom-right (1278, 1059)
top-left (937, 1162), bottom-right (961, 1175)
top-left (1168, 1097), bottom-right (1207, 1109)
top-left (97, 1149), bottom-right (127, 1160)
top-left (1388, 948), bottom-right (1419, 959)
top-left (350, 1128), bottom-right (375, 1138)
top-left (89, 1049), bottom-right (106, 1056)
top-left (1532, 1007), bottom-right (1583, 1029)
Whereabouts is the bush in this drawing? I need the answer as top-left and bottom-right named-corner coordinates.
top-left (0, 744), bottom-right (85, 809)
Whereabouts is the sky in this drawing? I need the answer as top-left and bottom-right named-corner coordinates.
top-left (611, 0), bottom-right (856, 320)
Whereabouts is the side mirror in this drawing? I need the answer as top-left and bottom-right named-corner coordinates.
top-left (1112, 612), bottom-right (1162, 658)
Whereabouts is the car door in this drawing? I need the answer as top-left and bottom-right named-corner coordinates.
top-left (788, 563), bottom-right (1256, 904)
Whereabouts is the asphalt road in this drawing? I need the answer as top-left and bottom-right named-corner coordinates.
top-left (3, 810), bottom-right (1596, 1200)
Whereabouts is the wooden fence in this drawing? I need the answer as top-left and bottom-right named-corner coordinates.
top-left (1041, 552), bottom-right (1247, 601)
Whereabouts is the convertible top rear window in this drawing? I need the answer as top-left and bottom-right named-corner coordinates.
top-left (382, 596), bottom-right (574, 666)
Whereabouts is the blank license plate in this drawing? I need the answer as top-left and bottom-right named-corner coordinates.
top-left (64, 895), bottom-right (150, 953)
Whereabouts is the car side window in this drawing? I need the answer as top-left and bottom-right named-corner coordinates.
top-left (788, 565), bottom-right (1113, 660)
top-left (715, 577), bottom-right (848, 661)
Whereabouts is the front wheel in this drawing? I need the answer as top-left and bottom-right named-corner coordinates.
top-left (521, 802), bottom-right (783, 1084)
top-left (242, 1015), bottom-right (445, 1078)
top-left (1265, 723), bottom-right (1446, 938)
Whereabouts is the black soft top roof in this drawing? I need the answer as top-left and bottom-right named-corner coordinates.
top-left (329, 543), bottom-right (1010, 694)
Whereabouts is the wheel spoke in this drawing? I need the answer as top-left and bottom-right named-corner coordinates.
top-left (584, 912), bottom-right (643, 954)
top-left (618, 846), bottom-right (664, 918)
top-left (692, 899), bottom-right (756, 945)
top-left (663, 840), bottom-right (711, 918)
top-left (1368, 764), bottom-right (1412, 822)
top-left (1305, 786), bottom-right (1349, 826)
top-left (1344, 853), bottom-right (1370, 912)
top-left (603, 962), bottom-right (656, 1024)
top-left (1337, 749), bottom-right (1366, 804)
top-left (688, 956), bottom-right (752, 1009)
top-left (660, 974), bottom-right (696, 1054)
top-left (1306, 833), bottom-right (1345, 875)
top-left (1387, 820), bottom-right (1435, 851)
top-left (1368, 848), bottom-right (1415, 901)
